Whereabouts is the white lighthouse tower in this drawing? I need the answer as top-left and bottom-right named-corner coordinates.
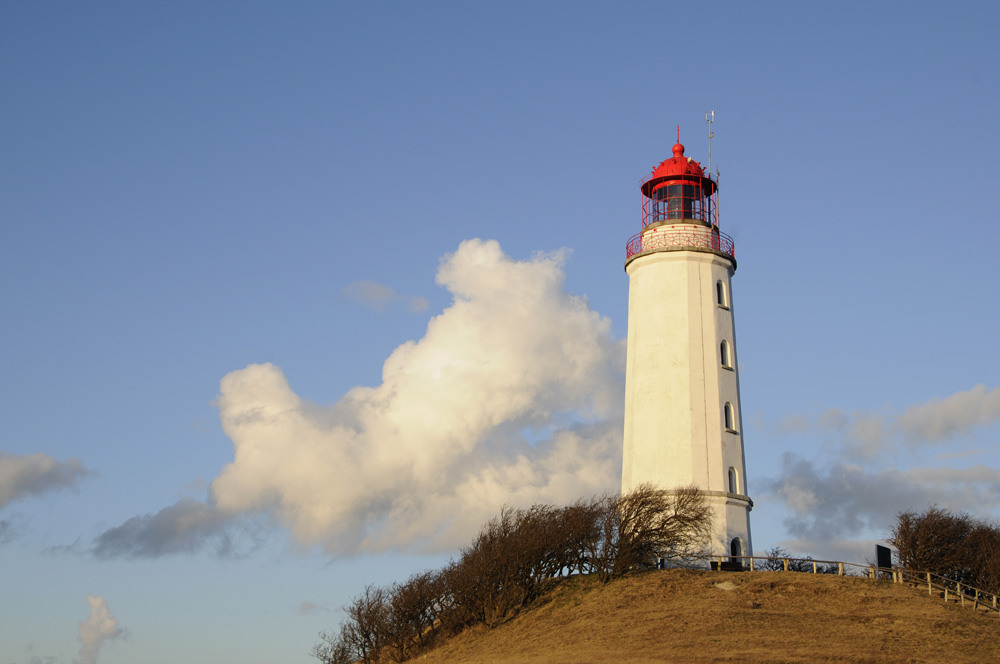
top-left (621, 131), bottom-right (752, 560)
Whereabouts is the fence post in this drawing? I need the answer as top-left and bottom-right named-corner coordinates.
top-left (958, 583), bottom-right (964, 607)
top-left (812, 561), bottom-right (817, 574)
top-left (927, 572), bottom-right (932, 595)
top-left (838, 562), bottom-right (844, 576)
top-left (944, 587), bottom-right (949, 602)
top-left (749, 557), bottom-right (754, 572)
top-left (783, 558), bottom-right (789, 572)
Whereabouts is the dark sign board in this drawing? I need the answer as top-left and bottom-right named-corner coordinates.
top-left (876, 544), bottom-right (892, 570)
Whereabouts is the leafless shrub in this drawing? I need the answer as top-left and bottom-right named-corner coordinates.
top-left (347, 584), bottom-right (391, 663)
top-left (383, 570), bottom-right (445, 661)
top-left (757, 546), bottom-right (841, 574)
top-left (443, 504), bottom-right (571, 629)
top-left (312, 626), bottom-right (354, 664)
top-left (889, 506), bottom-right (1000, 594)
top-left (437, 499), bottom-right (606, 630)
top-left (758, 545), bottom-right (791, 572)
top-left (587, 484), bottom-right (713, 583)
top-left (788, 557), bottom-right (839, 574)
top-left (554, 499), bottom-right (604, 575)
top-left (967, 523), bottom-right (1000, 594)
top-left (312, 585), bottom-right (392, 664)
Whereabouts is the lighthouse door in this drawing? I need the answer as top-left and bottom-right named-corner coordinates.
top-left (730, 538), bottom-right (743, 564)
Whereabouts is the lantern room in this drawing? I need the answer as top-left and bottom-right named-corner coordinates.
top-left (640, 141), bottom-right (718, 227)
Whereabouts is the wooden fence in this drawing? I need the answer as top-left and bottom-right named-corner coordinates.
top-left (685, 553), bottom-right (999, 618)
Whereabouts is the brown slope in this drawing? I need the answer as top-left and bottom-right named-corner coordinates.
top-left (419, 569), bottom-right (999, 664)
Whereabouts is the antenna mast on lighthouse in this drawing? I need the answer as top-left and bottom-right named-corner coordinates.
top-left (705, 110), bottom-right (715, 174)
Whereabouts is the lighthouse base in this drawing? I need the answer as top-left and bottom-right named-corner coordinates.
top-left (705, 490), bottom-right (753, 561)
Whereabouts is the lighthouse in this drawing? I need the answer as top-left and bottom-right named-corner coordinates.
top-left (621, 132), bottom-right (752, 561)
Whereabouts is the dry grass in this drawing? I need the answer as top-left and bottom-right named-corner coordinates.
top-left (418, 569), bottom-right (999, 664)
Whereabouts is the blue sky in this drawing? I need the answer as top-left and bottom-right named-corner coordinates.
top-left (2, 2), bottom-right (999, 663)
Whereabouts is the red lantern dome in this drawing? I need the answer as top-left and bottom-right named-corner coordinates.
top-left (647, 142), bottom-right (708, 181)
top-left (639, 137), bottom-right (718, 228)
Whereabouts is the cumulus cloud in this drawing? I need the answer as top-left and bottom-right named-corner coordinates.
top-left (75, 595), bottom-right (125, 664)
top-left (0, 452), bottom-right (88, 508)
top-left (95, 239), bottom-right (624, 557)
top-left (341, 279), bottom-right (429, 312)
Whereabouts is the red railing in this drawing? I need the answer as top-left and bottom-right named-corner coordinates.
top-left (626, 225), bottom-right (735, 260)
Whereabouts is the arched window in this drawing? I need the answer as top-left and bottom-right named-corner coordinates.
top-left (728, 467), bottom-right (739, 494)
top-left (716, 280), bottom-right (728, 308)
top-left (720, 340), bottom-right (731, 368)
top-left (724, 402), bottom-right (736, 431)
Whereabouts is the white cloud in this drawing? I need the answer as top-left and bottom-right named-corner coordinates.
top-left (96, 239), bottom-right (624, 557)
top-left (0, 452), bottom-right (88, 508)
top-left (75, 595), bottom-right (125, 664)
top-left (341, 279), bottom-right (429, 312)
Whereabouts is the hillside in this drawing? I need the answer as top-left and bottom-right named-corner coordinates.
top-left (418, 569), bottom-right (999, 664)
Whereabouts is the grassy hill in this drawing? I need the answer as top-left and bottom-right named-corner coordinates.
top-left (418, 569), bottom-right (999, 664)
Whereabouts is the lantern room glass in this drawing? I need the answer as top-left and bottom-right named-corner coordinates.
top-left (651, 183), bottom-right (708, 222)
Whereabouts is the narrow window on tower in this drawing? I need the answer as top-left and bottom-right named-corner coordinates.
top-left (724, 402), bottom-right (737, 432)
top-left (716, 280), bottom-right (729, 309)
top-left (728, 467), bottom-right (739, 494)
top-left (721, 340), bottom-right (732, 369)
